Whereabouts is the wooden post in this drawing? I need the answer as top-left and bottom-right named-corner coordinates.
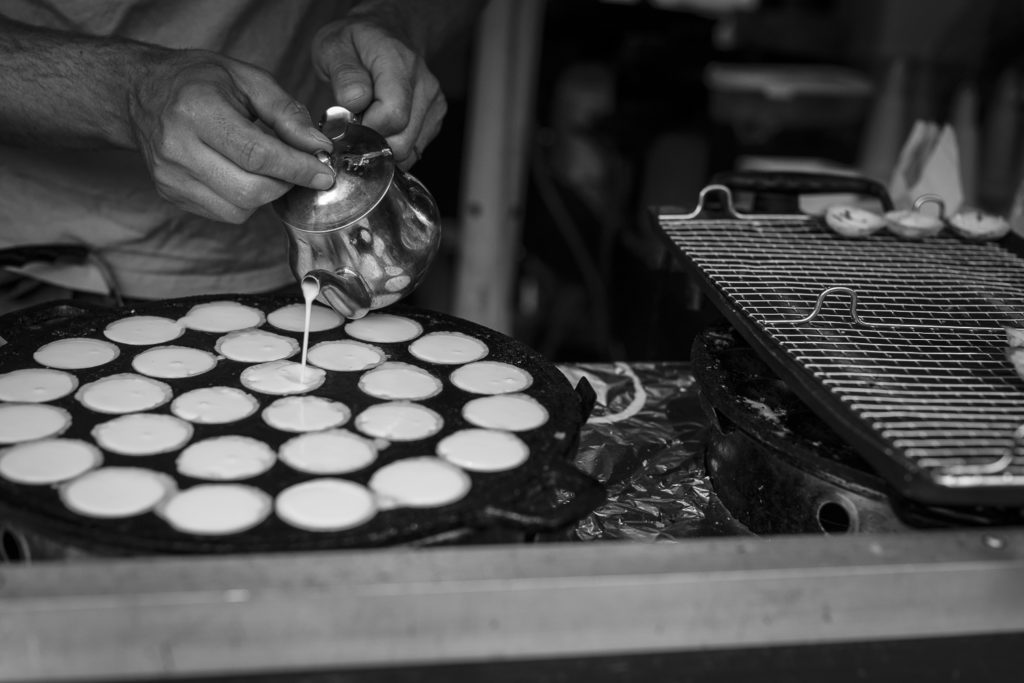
top-left (453, 0), bottom-right (546, 333)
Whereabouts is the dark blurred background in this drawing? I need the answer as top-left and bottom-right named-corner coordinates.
top-left (407, 0), bottom-right (1024, 363)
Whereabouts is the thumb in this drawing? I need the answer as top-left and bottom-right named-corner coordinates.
top-left (330, 62), bottom-right (374, 115)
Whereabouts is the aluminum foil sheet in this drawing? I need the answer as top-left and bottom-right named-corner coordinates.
top-left (558, 362), bottom-right (750, 541)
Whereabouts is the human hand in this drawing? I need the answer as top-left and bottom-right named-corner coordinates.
top-left (313, 19), bottom-right (446, 170)
top-left (128, 50), bottom-right (336, 223)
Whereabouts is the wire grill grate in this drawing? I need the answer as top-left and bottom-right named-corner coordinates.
top-left (658, 193), bottom-right (1024, 504)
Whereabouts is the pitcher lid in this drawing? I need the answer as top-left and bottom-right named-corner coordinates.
top-left (272, 106), bottom-right (395, 232)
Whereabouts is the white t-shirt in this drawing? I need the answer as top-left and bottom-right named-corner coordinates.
top-left (0, 0), bottom-right (349, 298)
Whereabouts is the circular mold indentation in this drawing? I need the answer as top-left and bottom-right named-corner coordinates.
top-left (408, 331), bottom-right (489, 365)
top-left (354, 401), bottom-right (443, 441)
top-left (344, 313), bottom-right (423, 343)
top-left (275, 478), bottom-right (378, 532)
top-left (239, 360), bottom-right (326, 395)
top-left (170, 386), bottom-right (260, 425)
top-left (157, 484), bottom-right (271, 536)
top-left (175, 436), bottom-right (276, 481)
top-left (278, 429), bottom-right (378, 475)
top-left (131, 345), bottom-right (217, 379)
top-left (462, 393), bottom-right (549, 431)
top-left (369, 456), bottom-right (471, 509)
top-left (436, 428), bottom-right (530, 472)
top-left (0, 403), bottom-right (71, 444)
top-left (179, 301), bottom-right (265, 333)
top-left (0, 438), bottom-right (102, 485)
top-left (91, 413), bottom-right (194, 456)
top-left (358, 362), bottom-right (442, 400)
top-left (450, 361), bottom-right (533, 395)
top-left (0, 368), bottom-right (78, 403)
top-left (267, 302), bottom-right (343, 332)
top-left (33, 337), bottom-right (120, 370)
top-left (307, 339), bottom-right (385, 372)
top-left (215, 329), bottom-right (299, 363)
top-left (103, 315), bottom-right (184, 346)
top-left (262, 395), bottom-right (351, 433)
top-left (75, 373), bottom-right (172, 414)
top-left (60, 467), bottom-right (176, 519)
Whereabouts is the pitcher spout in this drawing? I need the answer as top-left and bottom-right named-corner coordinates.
top-left (303, 268), bottom-right (373, 320)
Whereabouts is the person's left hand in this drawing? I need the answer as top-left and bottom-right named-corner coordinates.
top-left (313, 19), bottom-right (445, 170)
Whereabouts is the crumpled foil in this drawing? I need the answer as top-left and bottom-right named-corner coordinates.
top-left (557, 362), bottom-right (750, 542)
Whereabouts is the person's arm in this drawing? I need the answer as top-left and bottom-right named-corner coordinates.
top-left (312, 0), bottom-right (486, 169)
top-left (0, 16), bottom-right (333, 223)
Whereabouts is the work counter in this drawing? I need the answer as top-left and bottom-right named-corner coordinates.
top-left (3, 362), bottom-right (1024, 681)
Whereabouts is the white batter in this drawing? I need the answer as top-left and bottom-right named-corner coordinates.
top-left (0, 403), bottom-right (71, 444)
top-left (179, 301), bottom-right (266, 333)
top-left (408, 332), bottom-right (489, 365)
top-left (344, 313), bottom-right (423, 343)
top-left (354, 401), bottom-right (443, 441)
top-left (215, 328), bottom-right (299, 363)
top-left (299, 277), bottom-right (320, 378)
top-left (0, 368), bottom-right (78, 402)
top-left (358, 362), bottom-right (442, 400)
top-left (131, 345), bottom-right (218, 379)
top-left (462, 393), bottom-right (549, 431)
top-left (60, 467), bottom-right (176, 519)
top-left (275, 478), bottom-right (378, 532)
top-left (91, 413), bottom-right (194, 456)
top-left (262, 395), bottom-right (351, 433)
top-left (176, 436), bottom-right (276, 480)
top-left (75, 373), bottom-right (173, 414)
top-left (103, 315), bottom-right (184, 345)
top-left (33, 337), bottom-right (120, 370)
top-left (158, 483), bottom-right (272, 535)
top-left (368, 456), bottom-right (471, 509)
top-left (278, 429), bottom-right (378, 474)
top-left (267, 301), bottom-right (342, 333)
top-left (0, 438), bottom-right (102, 485)
top-left (436, 428), bottom-right (530, 472)
top-left (307, 339), bottom-right (384, 372)
top-left (450, 361), bottom-right (533, 395)
top-left (170, 386), bottom-right (260, 424)
top-left (239, 360), bottom-right (326, 395)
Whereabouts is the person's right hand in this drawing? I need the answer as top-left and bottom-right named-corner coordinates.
top-left (128, 49), bottom-right (335, 223)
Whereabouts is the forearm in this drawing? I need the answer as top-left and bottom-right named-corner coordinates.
top-left (346, 0), bottom-right (485, 57)
top-left (0, 15), bottom-right (157, 149)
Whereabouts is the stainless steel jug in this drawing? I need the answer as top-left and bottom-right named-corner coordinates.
top-left (272, 106), bottom-right (441, 318)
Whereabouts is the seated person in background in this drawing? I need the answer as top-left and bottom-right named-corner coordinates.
top-left (0, 0), bottom-right (483, 314)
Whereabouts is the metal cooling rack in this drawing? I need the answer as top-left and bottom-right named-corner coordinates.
top-left (657, 183), bottom-right (1024, 506)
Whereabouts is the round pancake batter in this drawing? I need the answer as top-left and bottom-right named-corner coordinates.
top-left (0, 403), bottom-right (71, 444)
top-left (92, 413), bottom-right (194, 456)
top-left (176, 436), bottom-right (276, 480)
top-left (0, 438), bottom-right (102, 485)
top-left (158, 484), bottom-right (272, 535)
top-left (103, 315), bottom-right (185, 345)
top-left (267, 302), bottom-right (343, 332)
top-left (358, 362), bottom-right (442, 400)
top-left (75, 373), bottom-right (172, 414)
top-left (240, 360), bottom-right (326, 395)
top-left (275, 478), bottom-right (378, 532)
top-left (33, 337), bottom-right (119, 370)
top-left (462, 393), bottom-right (549, 431)
top-left (0, 368), bottom-right (77, 403)
top-left (132, 345), bottom-right (218, 379)
top-left (215, 328), bottom-right (299, 363)
top-left (179, 301), bottom-right (265, 333)
top-left (408, 332), bottom-right (489, 365)
top-left (262, 395), bottom-right (351, 433)
top-left (369, 456), bottom-right (471, 508)
top-left (278, 429), bottom-right (378, 474)
top-left (436, 428), bottom-right (530, 472)
top-left (354, 401), bottom-right (443, 441)
top-left (170, 386), bottom-right (260, 424)
top-left (60, 467), bottom-right (176, 519)
top-left (450, 361), bottom-right (533, 395)
top-left (344, 313), bottom-right (423, 343)
top-left (307, 339), bottom-right (384, 372)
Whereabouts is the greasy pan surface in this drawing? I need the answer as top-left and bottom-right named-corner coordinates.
top-left (0, 294), bottom-right (600, 555)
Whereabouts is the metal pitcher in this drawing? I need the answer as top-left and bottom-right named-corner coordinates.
top-left (272, 106), bottom-right (441, 318)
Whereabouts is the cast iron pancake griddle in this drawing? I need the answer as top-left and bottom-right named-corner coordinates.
top-left (0, 294), bottom-right (603, 555)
